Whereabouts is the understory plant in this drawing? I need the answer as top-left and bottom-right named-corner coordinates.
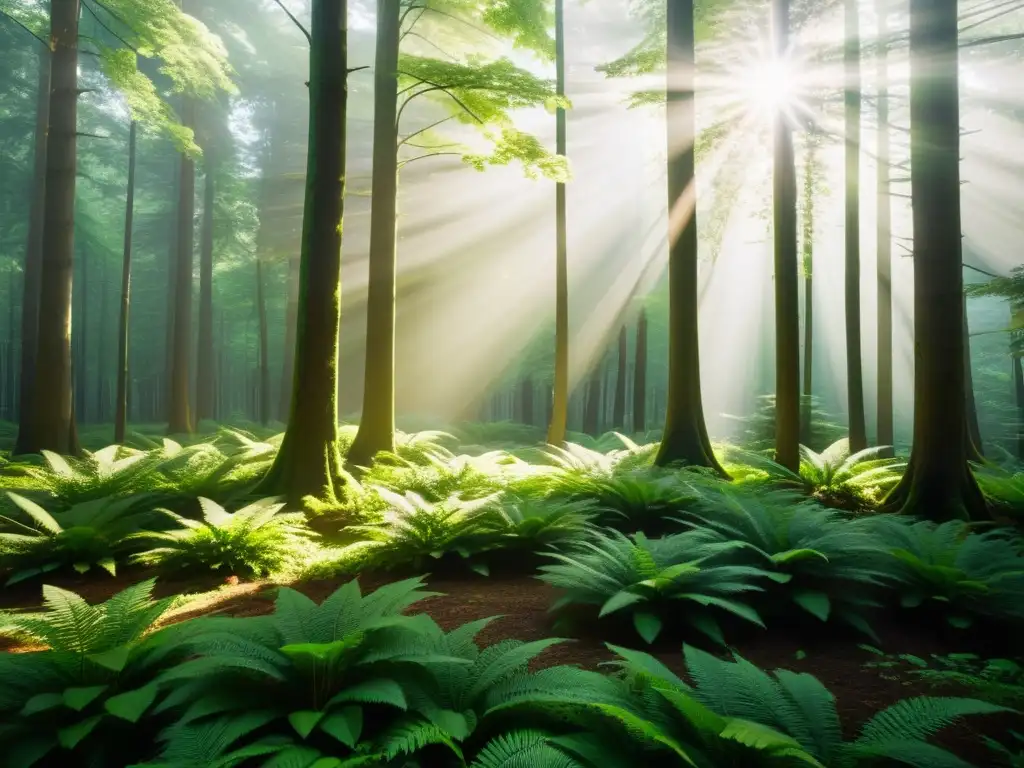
top-left (479, 495), bottom-right (599, 550)
top-left (17, 446), bottom-right (165, 508)
top-left (0, 580), bottom-right (186, 768)
top-left (128, 497), bottom-right (311, 578)
top-left (538, 527), bottom-right (784, 644)
top-left (0, 493), bottom-right (173, 585)
top-left (870, 517), bottom-right (1024, 628)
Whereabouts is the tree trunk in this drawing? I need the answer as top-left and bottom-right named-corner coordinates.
top-left (5, 266), bottom-right (14, 420)
top-left (23, 0), bottom-right (79, 455)
top-left (772, 0), bottom-right (801, 472)
top-left (583, 357), bottom-right (603, 437)
top-left (168, 97), bottom-right (196, 435)
top-left (14, 47), bottom-right (50, 455)
top-left (876, 0), bottom-right (894, 454)
top-left (547, 0), bottom-right (569, 447)
top-left (163, 178), bottom-right (177, 420)
top-left (196, 158), bottom-right (216, 423)
top-left (96, 250), bottom-right (107, 422)
top-left (256, 256), bottom-right (271, 425)
top-left (77, 246), bottom-right (88, 422)
top-left (633, 308), bottom-right (648, 433)
top-left (801, 139), bottom-right (816, 445)
top-left (257, 0), bottom-right (349, 503)
top-left (883, 0), bottom-right (986, 521)
top-left (115, 122), bottom-right (137, 444)
top-left (613, 324), bottom-right (627, 429)
top-left (963, 299), bottom-right (983, 460)
top-left (279, 251), bottom-right (299, 420)
top-left (519, 375), bottom-right (534, 426)
top-left (1014, 353), bottom-right (1024, 460)
top-left (655, 0), bottom-right (725, 474)
top-left (348, 0), bottom-right (401, 468)
top-left (845, 0), bottom-right (867, 451)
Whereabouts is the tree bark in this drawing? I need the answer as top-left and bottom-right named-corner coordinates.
top-left (655, 0), bottom-right (726, 474)
top-left (77, 246), bottom-right (88, 422)
top-left (845, 0), bottom-right (867, 451)
top-left (876, 0), bottom-right (894, 454)
top-left (633, 308), bottom-right (648, 433)
top-left (519, 374), bottom-right (534, 426)
top-left (801, 139), bottom-right (816, 445)
top-left (96, 249), bottom-right (107, 422)
top-left (23, 0), bottom-right (79, 455)
top-left (196, 156), bottom-right (216, 423)
top-left (613, 324), bottom-right (627, 429)
top-left (115, 122), bottom-right (137, 444)
top-left (168, 97), bottom-right (196, 435)
top-left (14, 46), bottom-right (50, 455)
top-left (583, 356), bottom-right (603, 437)
top-left (257, 0), bottom-right (349, 503)
top-left (278, 251), bottom-right (299, 420)
top-left (348, 0), bottom-right (401, 468)
top-left (883, 0), bottom-right (986, 521)
top-left (256, 255), bottom-right (270, 425)
top-left (963, 299), bottom-right (983, 460)
top-left (773, 0), bottom-right (801, 472)
top-left (547, 0), bottom-right (569, 447)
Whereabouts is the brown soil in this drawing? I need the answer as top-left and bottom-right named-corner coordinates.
top-left (2, 569), bottom-right (1020, 764)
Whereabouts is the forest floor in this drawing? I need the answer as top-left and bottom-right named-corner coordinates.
top-left (1, 566), bottom-right (1019, 765)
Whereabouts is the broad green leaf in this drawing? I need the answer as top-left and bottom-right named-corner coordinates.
top-left (289, 710), bottom-right (326, 739)
top-left (63, 685), bottom-right (110, 712)
top-left (105, 683), bottom-right (159, 723)
top-left (89, 645), bottom-right (133, 673)
top-left (792, 590), bottom-right (831, 622)
top-left (633, 612), bottom-right (663, 644)
top-left (21, 692), bottom-right (65, 716)
top-left (319, 706), bottom-right (363, 748)
top-left (58, 715), bottom-right (104, 749)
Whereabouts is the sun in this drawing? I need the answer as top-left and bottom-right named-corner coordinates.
top-left (740, 56), bottom-right (801, 114)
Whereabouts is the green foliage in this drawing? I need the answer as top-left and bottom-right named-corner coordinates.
top-left (481, 495), bottom-right (599, 549)
top-left (723, 395), bottom-right (849, 456)
top-left (0, 492), bottom-right (174, 585)
top-left (128, 497), bottom-right (311, 578)
top-left (863, 650), bottom-right (1024, 710)
top-left (17, 445), bottom-right (165, 508)
top-left (974, 461), bottom-right (1024, 521)
top-left (871, 517), bottom-right (1024, 628)
top-left (539, 528), bottom-right (781, 644)
top-left (0, 579), bottom-right (185, 767)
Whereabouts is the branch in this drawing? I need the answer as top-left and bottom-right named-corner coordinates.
top-left (396, 74), bottom-right (484, 127)
top-left (348, 65), bottom-right (370, 74)
top-left (76, 132), bottom-right (112, 139)
top-left (88, 0), bottom-right (145, 42)
top-left (961, 32), bottom-right (1024, 48)
top-left (404, 31), bottom-right (457, 60)
top-left (398, 151), bottom-right (463, 169)
top-left (0, 9), bottom-right (48, 48)
top-left (272, 0), bottom-right (311, 45)
top-left (82, 0), bottom-right (137, 53)
top-left (397, 115), bottom-right (455, 148)
top-left (400, 7), bottom-right (426, 41)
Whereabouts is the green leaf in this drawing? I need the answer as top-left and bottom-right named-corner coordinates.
top-left (289, 710), bottom-right (326, 739)
top-left (72, 562), bottom-right (92, 575)
top-left (947, 615), bottom-right (973, 629)
top-left (795, 650), bottom-right (807, 661)
top-left (63, 685), bottom-right (109, 712)
top-left (21, 692), bottom-right (65, 716)
top-left (470, 562), bottom-right (490, 577)
top-left (319, 706), bottom-right (363, 748)
top-left (58, 715), bottom-right (104, 749)
top-left (105, 683), bottom-right (159, 723)
top-left (88, 645), bottom-right (133, 673)
top-left (633, 612), bottom-right (662, 644)
top-left (327, 679), bottom-right (407, 710)
top-left (599, 590), bottom-right (646, 617)
top-left (792, 590), bottom-right (831, 621)
top-left (771, 548), bottom-right (829, 565)
top-left (97, 558), bottom-right (117, 577)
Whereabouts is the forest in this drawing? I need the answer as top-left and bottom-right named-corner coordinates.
top-left (0, 0), bottom-right (1024, 765)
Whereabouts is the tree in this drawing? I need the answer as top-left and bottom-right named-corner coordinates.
top-left (257, 0), bottom-right (350, 504)
top-left (195, 149), bottom-right (216, 424)
top-left (772, 0), bottom-right (800, 472)
top-left (547, 0), bottom-right (569, 447)
top-left (883, 0), bottom-right (986, 521)
top-left (633, 308), bottom-right (648, 433)
top-left (654, 0), bottom-right (724, 474)
top-left (114, 121), bottom-right (137, 444)
top-left (346, 0), bottom-right (566, 468)
top-left (844, 0), bottom-right (866, 451)
top-left (875, 0), bottom-right (893, 453)
top-left (800, 135), bottom-right (817, 444)
top-left (613, 324), bottom-right (627, 429)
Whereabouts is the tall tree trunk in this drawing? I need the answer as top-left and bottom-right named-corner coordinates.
top-left (77, 246), bottom-right (88, 422)
top-left (14, 47), bottom-right (49, 455)
top-left (883, 0), bottom-right (985, 521)
top-left (24, 0), bottom-right (79, 455)
top-left (613, 324), bottom-right (627, 429)
top-left (279, 252), bottom-right (299, 420)
top-left (256, 256), bottom-right (270, 425)
top-left (348, 0), bottom-right (401, 468)
top-left (96, 251), bottom-right (107, 422)
top-left (547, 0), bottom-right (569, 447)
top-left (801, 139), bottom-right (816, 445)
top-left (168, 98), bottom-right (196, 435)
top-left (773, 0), bottom-right (801, 472)
top-left (163, 180), bottom-right (177, 420)
top-left (633, 308), bottom-right (648, 433)
top-left (257, 0), bottom-right (349, 502)
top-left (519, 374), bottom-right (534, 426)
top-left (5, 266), bottom-right (14, 420)
top-left (655, 0), bottom-right (725, 474)
top-left (583, 357), bottom-right (603, 437)
top-left (876, 0), bottom-right (894, 454)
top-left (1013, 353), bottom-right (1024, 461)
top-left (196, 158), bottom-right (215, 423)
top-left (845, 0), bottom-right (867, 451)
top-left (963, 299), bottom-right (983, 460)
top-left (115, 121), bottom-right (137, 444)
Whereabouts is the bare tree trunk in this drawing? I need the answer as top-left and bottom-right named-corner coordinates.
top-left (256, 256), bottom-right (271, 425)
top-left (278, 252), bottom-right (299, 420)
top-left (96, 249), bottom-right (107, 422)
top-left (773, 0), bottom-right (801, 471)
top-left (168, 97), bottom-right (196, 435)
top-left (14, 46), bottom-right (49, 454)
top-left (196, 158), bottom-right (216, 423)
top-left (115, 121), bottom-right (137, 444)
top-left (613, 324), bottom-right (627, 429)
top-left (801, 139), bottom-right (816, 445)
top-left (547, 0), bottom-right (569, 447)
top-left (633, 308), bottom-right (648, 434)
top-left (876, 0), bottom-right (894, 454)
